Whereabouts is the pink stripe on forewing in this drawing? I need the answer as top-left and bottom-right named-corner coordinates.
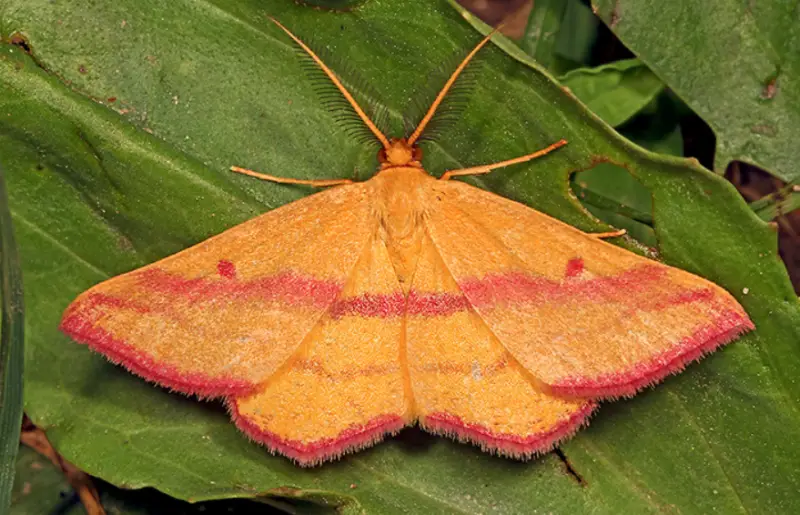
top-left (332, 265), bottom-right (716, 318)
top-left (459, 264), bottom-right (668, 307)
top-left (134, 268), bottom-right (341, 308)
top-left (116, 265), bottom-right (722, 319)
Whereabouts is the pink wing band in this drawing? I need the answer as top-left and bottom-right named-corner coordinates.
top-left (60, 310), bottom-right (255, 398)
top-left (421, 402), bottom-right (596, 459)
top-left (229, 401), bottom-right (406, 466)
top-left (550, 309), bottom-right (754, 398)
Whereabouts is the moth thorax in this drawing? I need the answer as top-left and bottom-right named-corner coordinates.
top-left (379, 138), bottom-right (423, 168)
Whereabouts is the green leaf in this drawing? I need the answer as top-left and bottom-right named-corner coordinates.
top-left (591, 0), bottom-right (800, 182)
top-left (2, 0), bottom-right (799, 512)
top-left (521, 0), bottom-right (599, 75)
top-left (520, 0), bottom-right (568, 71)
top-left (559, 59), bottom-right (664, 128)
top-left (0, 161), bottom-right (25, 512)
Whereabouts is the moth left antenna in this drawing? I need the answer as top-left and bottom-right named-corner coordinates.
top-left (269, 17), bottom-right (391, 150)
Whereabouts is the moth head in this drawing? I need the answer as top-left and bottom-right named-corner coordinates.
top-left (379, 138), bottom-right (423, 168)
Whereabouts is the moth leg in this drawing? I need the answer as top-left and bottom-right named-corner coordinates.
top-left (440, 139), bottom-right (567, 181)
top-left (230, 166), bottom-right (354, 187)
top-left (589, 228), bottom-right (627, 239)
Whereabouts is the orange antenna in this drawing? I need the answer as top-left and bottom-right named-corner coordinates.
top-left (407, 26), bottom-right (501, 146)
top-left (269, 17), bottom-right (391, 150)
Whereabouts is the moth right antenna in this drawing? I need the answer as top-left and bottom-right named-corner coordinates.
top-left (407, 26), bottom-right (501, 146)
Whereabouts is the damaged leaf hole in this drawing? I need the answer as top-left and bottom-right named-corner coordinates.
top-left (9, 32), bottom-right (32, 54)
top-left (7, 31), bottom-right (50, 72)
top-left (761, 71), bottom-right (780, 100)
top-left (570, 157), bottom-right (657, 250)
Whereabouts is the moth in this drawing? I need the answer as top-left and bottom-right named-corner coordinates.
top-left (60, 18), bottom-right (753, 466)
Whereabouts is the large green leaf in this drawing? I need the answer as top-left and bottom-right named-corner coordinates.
top-left (590, 0), bottom-right (800, 182)
top-left (2, 0), bottom-right (799, 512)
top-left (521, 0), bottom-right (600, 76)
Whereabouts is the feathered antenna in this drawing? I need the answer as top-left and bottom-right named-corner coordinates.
top-left (295, 45), bottom-right (390, 144)
top-left (270, 17), bottom-right (391, 150)
top-left (403, 52), bottom-right (481, 143)
top-left (406, 26), bottom-right (500, 146)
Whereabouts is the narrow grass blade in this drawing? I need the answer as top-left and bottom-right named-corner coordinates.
top-left (0, 161), bottom-right (25, 512)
